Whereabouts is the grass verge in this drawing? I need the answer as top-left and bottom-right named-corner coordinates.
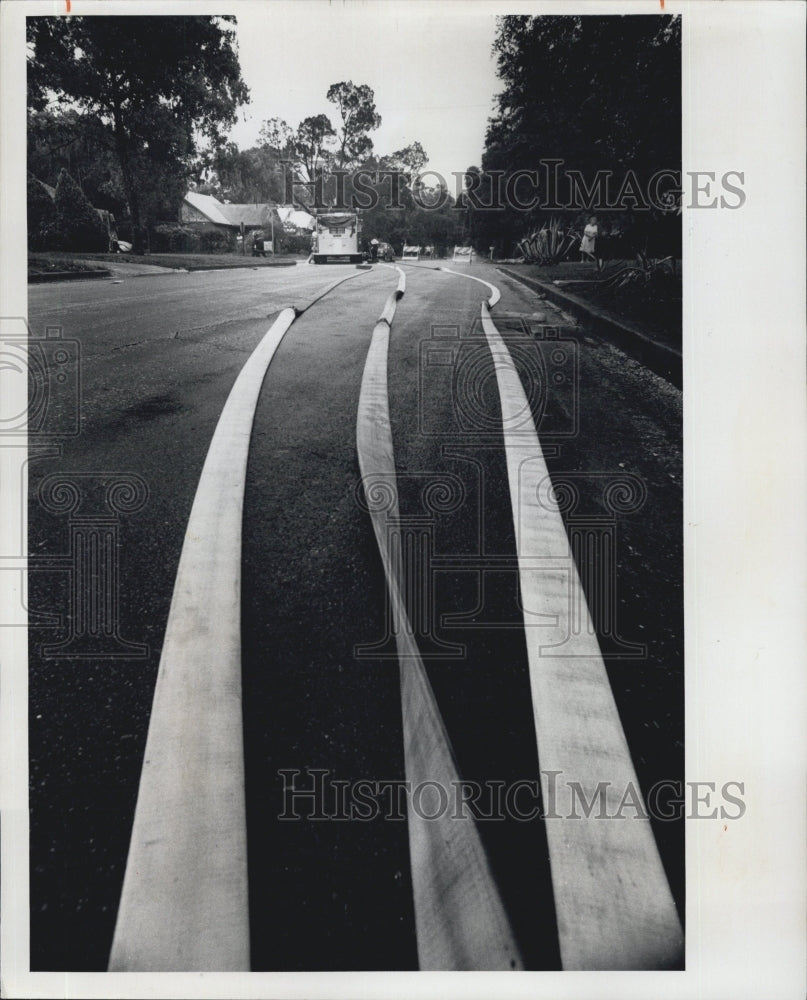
top-left (28, 254), bottom-right (108, 275)
top-left (72, 251), bottom-right (304, 271)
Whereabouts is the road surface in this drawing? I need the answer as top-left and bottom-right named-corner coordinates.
top-left (27, 261), bottom-right (684, 971)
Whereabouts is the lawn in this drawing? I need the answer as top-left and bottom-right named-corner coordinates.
top-left (28, 250), bottom-right (305, 277)
top-left (28, 254), bottom-right (109, 275)
top-left (73, 251), bottom-right (304, 271)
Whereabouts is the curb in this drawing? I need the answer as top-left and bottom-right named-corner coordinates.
top-left (183, 261), bottom-right (298, 271)
top-left (29, 269), bottom-right (113, 284)
top-left (497, 267), bottom-right (682, 389)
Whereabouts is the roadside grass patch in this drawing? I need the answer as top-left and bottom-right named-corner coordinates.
top-left (28, 254), bottom-right (108, 275)
top-left (66, 251), bottom-right (305, 271)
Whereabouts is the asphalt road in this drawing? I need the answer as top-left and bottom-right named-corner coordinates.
top-left (27, 261), bottom-right (683, 971)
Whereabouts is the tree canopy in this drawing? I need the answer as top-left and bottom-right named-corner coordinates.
top-left (476, 14), bottom-right (682, 254)
top-left (27, 16), bottom-right (249, 252)
top-left (487, 14), bottom-right (680, 178)
top-left (295, 114), bottom-right (337, 183)
top-left (326, 81), bottom-right (382, 168)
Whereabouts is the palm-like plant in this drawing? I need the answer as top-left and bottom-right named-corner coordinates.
top-left (518, 216), bottom-right (579, 264)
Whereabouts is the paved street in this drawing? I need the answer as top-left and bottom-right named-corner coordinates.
top-left (27, 261), bottom-right (683, 970)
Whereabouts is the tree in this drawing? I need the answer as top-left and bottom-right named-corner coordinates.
top-left (27, 174), bottom-right (56, 250)
top-left (28, 107), bottom-right (190, 236)
top-left (258, 117), bottom-right (295, 156)
top-left (480, 14), bottom-right (681, 255)
top-left (27, 16), bottom-right (249, 253)
top-left (202, 141), bottom-right (290, 205)
top-left (52, 168), bottom-right (109, 251)
top-left (294, 114), bottom-right (336, 184)
top-left (29, 110), bottom-right (120, 210)
top-left (326, 82), bottom-right (381, 168)
top-left (380, 142), bottom-right (428, 186)
top-left (488, 14), bottom-right (680, 178)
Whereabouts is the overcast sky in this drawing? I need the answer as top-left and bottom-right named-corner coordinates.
top-left (227, 3), bottom-right (503, 184)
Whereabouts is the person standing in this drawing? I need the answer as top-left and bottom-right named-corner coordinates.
top-left (580, 216), bottom-right (598, 263)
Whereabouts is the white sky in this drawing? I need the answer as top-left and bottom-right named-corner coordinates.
top-left (227, 2), bottom-right (503, 183)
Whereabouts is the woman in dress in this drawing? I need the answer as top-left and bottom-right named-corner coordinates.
top-left (580, 216), bottom-right (598, 263)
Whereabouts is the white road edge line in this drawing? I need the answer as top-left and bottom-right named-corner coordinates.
top-left (442, 268), bottom-right (683, 970)
top-left (109, 267), bottom-right (373, 972)
top-left (356, 267), bottom-right (524, 971)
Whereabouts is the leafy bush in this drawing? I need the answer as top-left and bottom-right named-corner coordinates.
top-left (198, 228), bottom-right (232, 253)
top-left (27, 174), bottom-right (56, 251)
top-left (278, 233), bottom-right (312, 254)
top-left (53, 168), bottom-right (109, 252)
top-left (150, 225), bottom-right (201, 253)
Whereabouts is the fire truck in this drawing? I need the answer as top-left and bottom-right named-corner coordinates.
top-left (311, 212), bottom-right (363, 264)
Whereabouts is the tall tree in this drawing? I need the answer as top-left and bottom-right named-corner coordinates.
top-left (326, 81), bottom-right (381, 168)
top-left (380, 141), bottom-right (428, 185)
top-left (294, 114), bottom-right (336, 183)
top-left (488, 14), bottom-right (680, 178)
top-left (27, 16), bottom-right (249, 253)
top-left (203, 141), bottom-right (290, 205)
top-left (480, 14), bottom-right (681, 253)
top-left (258, 117), bottom-right (295, 156)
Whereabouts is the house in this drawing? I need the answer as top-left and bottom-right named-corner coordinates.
top-left (180, 191), bottom-right (285, 239)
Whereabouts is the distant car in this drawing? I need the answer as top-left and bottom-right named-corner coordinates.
top-left (115, 240), bottom-right (132, 253)
top-left (377, 242), bottom-right (394, 262)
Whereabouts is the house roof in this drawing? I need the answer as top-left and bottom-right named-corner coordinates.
top-left (218, 203), bottom-right (273, 227)
top-left (183, 191), bottom-right (283, 228)
top-left (183, 190), bottom-right (232, 225)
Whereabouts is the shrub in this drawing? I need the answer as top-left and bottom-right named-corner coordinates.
top-left (198, 228), bottom-right (232, 254)
top-left (27, 174), bottom-right (56, 251)
top-left (278, 232), bottom-right (312, 255)
top-left (149, 225), bottom-right (200, 253)
top-left (53, 169), bottom-right (109, 252)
